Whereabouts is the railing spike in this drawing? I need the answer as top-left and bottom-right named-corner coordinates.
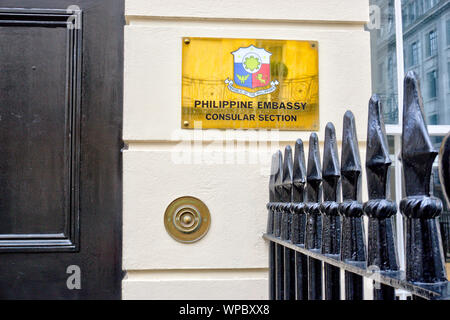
top-left (341, 110), bottom-right (362, 201)
top-left (400, 71), bottom-right (447, 284)
top-left (322, 123), bottom-right (340, 198)
top-left (281, 146), bottom-right (295, 300)
top-left (272, 150), bottom-right (285, 300)
top-left (307, 133), bottom-right (322, 185)
top-left (293, 139), bottom-right (307, 203)
top-left (274, 150), bottom-right (284, 201)
top-left (290, 139), bottom-right (308, 300)
top-left (321, 122), bottom-right (341, 300)
top-left (267, 152), bottom-right (280, 236)
top-left (305, 133), bottom-right (323, 300)
top-left (306, 133), bottom-right (322, 237)
top-left (339, 110), bottom-right (366, 300)
top-left (267, 152), bottom-right (280, 300)
top-left (402, 71), bottom-right (437, 196)
top-left (366, 94), bottom-right (391, 198)
top-left (282, 146), bottom-right (293, 202)
top-left (364, 95), bottom-right (398, 300)
top-left (269, 152), bottom-right (278, 204)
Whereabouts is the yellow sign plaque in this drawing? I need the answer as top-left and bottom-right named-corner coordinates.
top-left (182, 37), bottom-right (319, 130)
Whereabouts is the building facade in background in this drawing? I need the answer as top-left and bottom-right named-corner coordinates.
top-left (402, 0), bottom-right (449, 125)
top-left (371, 0), bottom-right (449, 125)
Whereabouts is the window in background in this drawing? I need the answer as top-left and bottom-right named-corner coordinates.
top-left (368, 0), bottom-right (398, 124)
top-left (448, 62), bottom-right (450, 91)
top-left (401, 0), bottom-right (449, 124)
top-left (429, 113), bottom-right (438, 125)
top-left (446, 19), bottom-right (450, 46)
top-left (418, 0), bottom-right (424, 16)
top-left (427, 29), bottom-right (438, 57)
top-left (427, 69), bottom-right (437, 99)
top-left (410, 41), bottom-right (419, 66)
top-left (388, 57), bottom-right (394, 84)
top-left (378, 62), bottom-right (385, 84)
top-left (408, 2), bottom-right (416, 25)
top-left (372, 0), bottom-right (449, 125)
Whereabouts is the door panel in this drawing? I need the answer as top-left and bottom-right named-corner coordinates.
top-left (0, 0), bottom-right (123, 299)
top-left (0, 9), bottom-right (80, 251)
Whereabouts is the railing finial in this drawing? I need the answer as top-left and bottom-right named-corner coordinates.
top-left (274, 150), bottom-right (284, 202)
top-left (269, 152), bottom-right (279, 203)
top-left (267, 152), bottom-right (281, 300)
top-left (307, 133), bottom-right (322, 187)
top-left (366, 94), bottom-right (391, 199)
top-left (321, 122), bottom-right (341, 300)
top-left (339, 110), bottom-right (365, 300)
top-left (291, 139), bottom-right (307, 244)
top-left (402, 71), bottom-right (437, 196)
top-left (341, 110), bottom-right (362, 201)
top-left (272, 150), bottom-right (285, 300)
top-left (305, 132), bottom-right (322, 247)
top-left (400, 71), bottom-right (446, 284)
top-left (293, 139), bottom-right (307, 203)
top-left (322, 122), bottom-right (340, 201)
top-left (268, 150), bottom-right (283, 235)
top-left (282, 145), bottom-right (293, 203)
top-left (364, 95), bottom-right (398, 300)
top-left (291, 139), bottom-right (309, 299)
top-left (305, 133), bottom-right (323, 300)
top-left (281, 146), bottom-right (295, 300)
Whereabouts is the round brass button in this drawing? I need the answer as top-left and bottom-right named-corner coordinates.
top-left (164, 196), bottom-right (211, 243)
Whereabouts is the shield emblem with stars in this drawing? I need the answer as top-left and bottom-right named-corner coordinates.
top-left (231, 45), bottom-right (271, 89)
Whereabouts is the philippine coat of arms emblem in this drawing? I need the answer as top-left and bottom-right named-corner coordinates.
top-left (225, 45), bottom-right (279, 97)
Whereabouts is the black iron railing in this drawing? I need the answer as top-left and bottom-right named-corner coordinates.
top-left (441, 212), bottom-right (450, 261)
top-left (264, 71), bottom-right (450, 300)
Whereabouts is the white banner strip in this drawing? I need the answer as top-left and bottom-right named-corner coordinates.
top-left (224, 78), bottom-right (279, 98)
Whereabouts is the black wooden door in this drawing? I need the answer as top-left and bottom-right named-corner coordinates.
top-left (0, 0), bottom-right (123, 299)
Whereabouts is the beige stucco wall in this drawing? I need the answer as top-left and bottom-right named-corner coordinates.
top-left (123, 0), bottom-right (371, 299)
